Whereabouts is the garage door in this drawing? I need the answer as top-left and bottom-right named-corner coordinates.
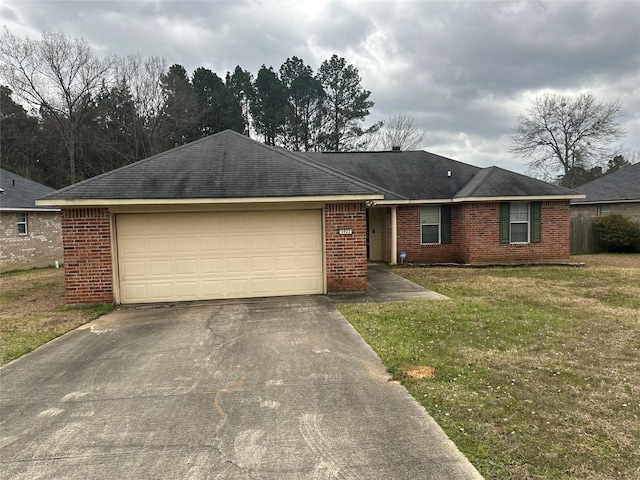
top-left (116, 210), bottom-right (323, 303)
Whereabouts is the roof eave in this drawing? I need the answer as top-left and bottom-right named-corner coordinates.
top-left (0, 206), bottom-right (61, 212)
top-left (36, 194), bottom-right (385, 208)
top-left (372, 194), bottom-right (585, 205)
top-left (571, 198), bottom-right (639, 205)
top-left (452, 194), bottom-right (584, 203)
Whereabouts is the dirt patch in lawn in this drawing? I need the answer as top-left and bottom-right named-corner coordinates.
top-left (404, 365), bottom-right (436, 379)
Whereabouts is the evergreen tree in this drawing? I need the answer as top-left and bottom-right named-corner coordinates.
top-left (316, 55), bottom-right (374, 151)
top-left (250, 65), bottom-right (288, 146)
top-left (279, 56), bottom-right (324, 151)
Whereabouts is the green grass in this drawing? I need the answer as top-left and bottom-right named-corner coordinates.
top-left (338, 254), bottom-right (640, 480)
top-left (0, 268), bottom-right (113, 365)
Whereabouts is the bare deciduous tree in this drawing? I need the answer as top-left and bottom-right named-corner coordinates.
top-left (510, 92), bottom-right (625, 187)
top-left (0, 28), bottom-right (114, 183)
top-left (114, 54), bottom-right (167, 157)
top-left (379, 113), bottom-right (424, 151)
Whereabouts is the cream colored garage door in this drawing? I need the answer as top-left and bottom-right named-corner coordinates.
top-left (116, 210), bottom-right (323, 303)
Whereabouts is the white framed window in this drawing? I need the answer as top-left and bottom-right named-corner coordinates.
top-left (597, 205), bottom-right (611, 217)
top-left (509, 203), bottom-right (529, 243)
top-left (17, 212), bottom-right (28, 235)
top-left (421, 206), bottom-right (440, 244)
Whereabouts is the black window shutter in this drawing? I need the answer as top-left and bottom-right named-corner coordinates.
top-left (531, 201), bottom-right (542, 243)
top-left (441, 205), bottom-right (452, 244)
top-left (500, 202), bottom-right (510, 244)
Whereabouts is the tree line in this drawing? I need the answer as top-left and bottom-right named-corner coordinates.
top-left (2, 29), bottom-right (420, 189)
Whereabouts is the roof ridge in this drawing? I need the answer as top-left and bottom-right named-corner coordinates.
top-left (299, 153), bottom-right (408, 200)
top-left (42, 131), bottom-right (237, 199)
top-left (257, 142), bottom-right (405, 198)
top-left (453, 166), bottom-right (496, 198)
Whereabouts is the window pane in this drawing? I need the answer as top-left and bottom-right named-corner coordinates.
top-left (511, 223), bottom-right (528, 242)
top-left (597, 205), bottom-right (611, 217)
top-left (421, 206), bottom-right (439, 224)
top-left (422, 225), bottom-right (439, 244)
top-left (510, 203), bottom-right (529, 222)
top-left (16, 213), bottom-right (27, 235)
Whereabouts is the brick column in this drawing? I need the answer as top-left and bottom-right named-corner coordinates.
top-left (324, 203), bottom-right (367, 292)
top-left (62, 208), bottom-right (113, 304)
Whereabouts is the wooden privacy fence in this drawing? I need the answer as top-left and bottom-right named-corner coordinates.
top-left (571, 216), bottom-right (603, 254)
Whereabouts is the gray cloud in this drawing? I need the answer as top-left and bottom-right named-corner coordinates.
top-left (2, 0), bottom-right (638, 173)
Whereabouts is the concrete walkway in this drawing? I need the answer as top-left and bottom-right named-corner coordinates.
top-left (0, 295), bottom-right (480, 479)
top-left (329, 263), bottom-right (449, 303)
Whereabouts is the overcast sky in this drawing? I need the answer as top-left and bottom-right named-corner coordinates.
top-left (2, 0), bottom-right (638, 175)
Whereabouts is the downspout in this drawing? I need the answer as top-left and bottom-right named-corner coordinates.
top-left (390, 206), bottom-right (397, 265)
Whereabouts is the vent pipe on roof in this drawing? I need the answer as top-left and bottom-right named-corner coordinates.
top-left (392, 146), bottom-right (401, 151)
top-left (447, 170), bottom-right (452, 177)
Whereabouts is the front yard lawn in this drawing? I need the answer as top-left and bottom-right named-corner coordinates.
top-left (0, 268), bottom-right (112, 365)
top-left (338, 254), bottom-right (640, 480)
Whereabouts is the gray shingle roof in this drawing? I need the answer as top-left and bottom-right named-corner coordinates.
top-left (0, 168), bottom-right (57, 210)
top-left (42, 130), bottom-right (382, 201)
top-left (303, 152), bottom-right (578, 200)
top-left (39, 130), bottom-right (582, 204)
top-left (301, 151), bottom-right (480, 200)
top-left (455, 166), bottom-right (578, 198)
top-left (572, 163), bottom-right (640, 204)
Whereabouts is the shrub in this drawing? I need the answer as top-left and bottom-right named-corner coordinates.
top-left (593, 214), bottom-right (640, 252)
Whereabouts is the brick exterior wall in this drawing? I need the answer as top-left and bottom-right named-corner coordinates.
top-left (0, 211), bottom-right (63, 272)
top-left (62, 208), bottom-right (113, 304)
top-left (572, 202), bottom-right (640, 223)
top-left (325, 203), bottom-right (367, 292)
top-left (391, 201), bottom-right (571, 264)
top-left (395, 206), bottom-right (460, 263)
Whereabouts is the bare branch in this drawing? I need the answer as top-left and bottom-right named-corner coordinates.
top-left (510, 92), bottom-right (626, 186)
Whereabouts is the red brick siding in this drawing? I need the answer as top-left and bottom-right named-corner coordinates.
top-left (389, 201), bottom-right (571, 264)
top-left (62, 208), bottom-right (113, 304)
top-left (325, 203), bottom-right (367, 291)
top-left (0, 211), bottom-right (62, 271)
top-left (396, 205), bottom-right (460, 263)
top-left (457, 201), bottom-right (571, 263)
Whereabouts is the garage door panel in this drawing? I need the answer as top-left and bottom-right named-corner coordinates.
top-left (250, 256), bottom-right (273, 271)
top-left (117, 210), bottom-right (323, 303)
top-left (174, 237), bottom-right (197, 253)
top-left (122, 284), bottom-right (147, 302)
top-left (176, 282), bottom-right (199, 299)
top-left (273, 233), bottom-right (295, 249)
top-left (121, 260), bottom-right (147, 278)
top-left (199, 236), bottom-right (224, 252)
top-left (120, 238), bottom-right (146, 255)
top-left (148, 283), bottom-right (173, 300)
top-left (250, 234), bottom-right (271, 250)
top-left (225, 235), bottom-right (248, 250)
top-left (149, 260), bottom-right (173, 276)
top-left (175, 259), bottom-right (198, 275)
top-left (298, 254), bottom-right (322, 270)
top-left (147, 238), bottom-right (172, 254)
top-left (201, 258), bottom-right (223, 274)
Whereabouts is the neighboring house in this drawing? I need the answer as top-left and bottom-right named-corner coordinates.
top-left (37, 130), bottom-right (581, 305)
top-left (0, 168), bottom-right (62, 271)
top-left (569, 162), bottom-right (640, 254)
top-left (571, 162), bottom-right (640, 222)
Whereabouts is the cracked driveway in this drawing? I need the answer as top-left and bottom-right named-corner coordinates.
top-left (0, 296), bottom-right (482, 479)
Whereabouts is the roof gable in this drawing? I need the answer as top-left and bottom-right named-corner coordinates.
top-left (455, 166), bottom-right (579, 199)
top-left (42, 130), bottom-right (382, 202)
top-left (0, 169), bottom-right (57, 210)
top-left (572, 163), bottom-right (640, 204)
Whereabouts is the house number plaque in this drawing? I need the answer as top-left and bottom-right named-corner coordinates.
top-left (339, 228), bottom-right (353, 235)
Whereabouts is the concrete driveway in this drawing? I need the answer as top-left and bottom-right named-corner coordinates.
top-left (0, 296), bottom-right (482, 479)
